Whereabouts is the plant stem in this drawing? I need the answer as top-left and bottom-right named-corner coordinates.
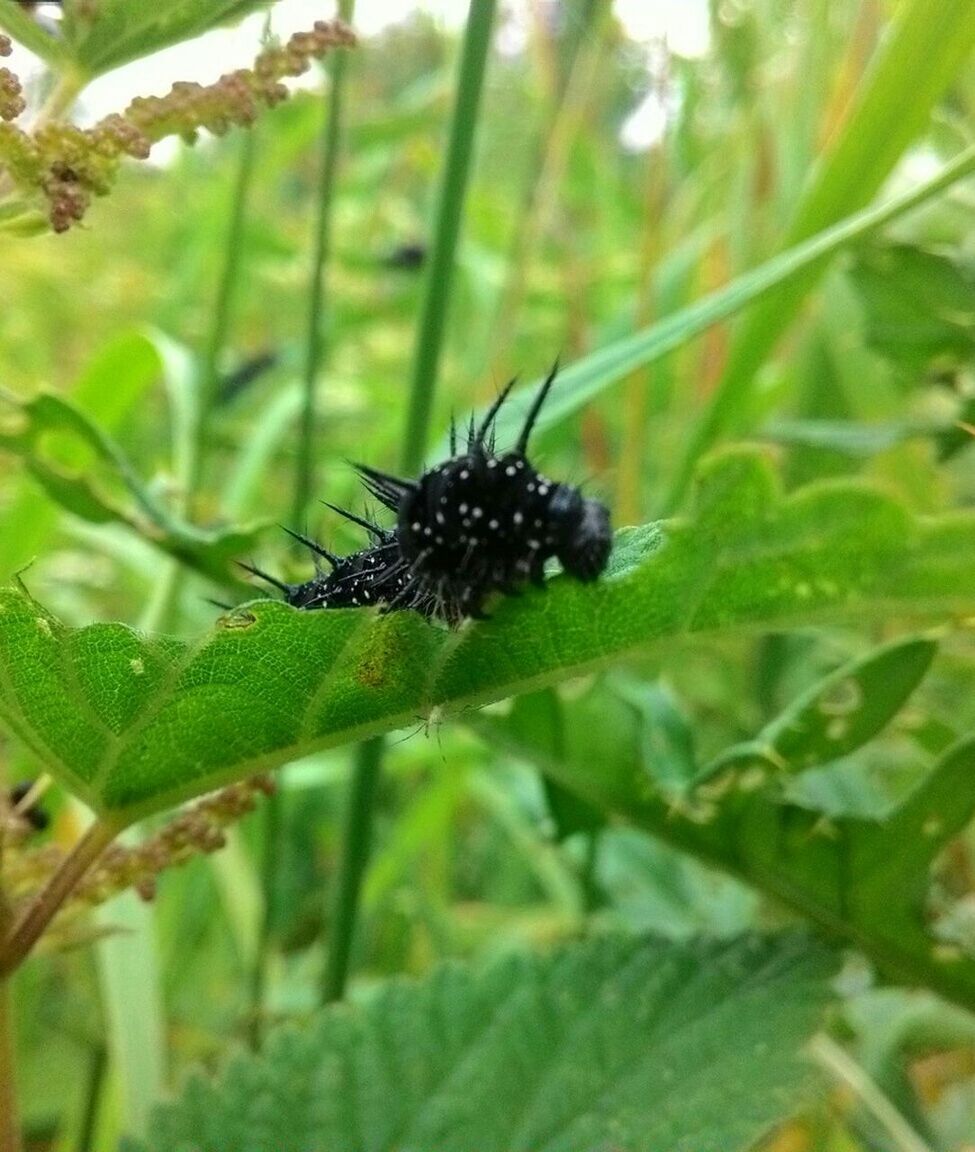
top-left (292, 0), bottom-right (354, 529)
top-left (320, 0), bottom-right (497, 1005)
top-left (0, 818), bottom-right (119, 978)
top-left (401, 0), bottom-right (498, 475)
top-left (254, 1), bottom-right (356, 1033)
top-left (250, 774), bottom-right (280, 1048)
top-left (0, 980), bottom-right (20, 1152)
top-left (322, 737), bottom-right (382, 1002)
top-left (75, 1044), bottom-right (107, 1152)
top-left (616, 140), bottom-right (669, 525)
top-left (809, 1034), bottom-right (933, 1152)
top-left (486, 4), bottom-right (608, 379)
top-left (187, 126), bottom-right (258, 500)
top-left (34, 67), bottom-right (85, 129)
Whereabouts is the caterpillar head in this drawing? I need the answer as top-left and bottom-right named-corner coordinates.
top-left (547, 486), bottom-right (612, 582)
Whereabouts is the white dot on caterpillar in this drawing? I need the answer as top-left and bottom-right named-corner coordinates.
top-left (436, 511), bottom-right (445, 525)
top-left (513, 511), bottom-right (524, 525)
top-left (412, 522), bottom-right (421, 532)
top-left (528, 539), bottom-right (541, 549)
top-left (472, 507), bottom-right (482, 519)
top-left (459, 503), bottom-right (468, 514)
top-left (459, 469), bottom-right (469, 479)
top-left (505, 465), bottom-right (516, 477)
top-left (487, 459), bottom-right (497, 468)
top-left (423, 527), bottom-right (432, 536)
top-left (534, 518), bottom-right (543, 527)
top-left (538, 485), bottom-right (549, 496)
top-left (489, 519), bottom-right (498, 530)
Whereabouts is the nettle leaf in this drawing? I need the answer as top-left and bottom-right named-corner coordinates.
top-left (125, 933), bottom-right (836, 1152)
top-left (699, 635), bottom-right (937, 784)
top-left (0, 390), bottom-right (265, 585)
top-left (59, 0), bottom-right (272, 78)
top-left (473, 676), bottom-right (975, 1013)
top-left (849, 242), bottom-right (975, 376)
top-left (2, 449), bottom-right (975, 823)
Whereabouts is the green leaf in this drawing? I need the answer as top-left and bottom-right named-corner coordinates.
top-left (616, 678), bottom-right (699, 796)
top-left (848, 242), bottom-right (975, 375)
top-left (0, 0), bottom-right (70, 65)
top-left (0, 330), bottom-right (163, 575)
top-left (471, 679), bottom-right (975, 1012)
top-left (854, 735), bottom-right (975, 894)
top-left (3, 448), bottom-right (975, 822)
top-left (60, 0), bottom-right (272, 79)
top-left (126, 933), bottom-right (835, 1152)
top-left (436, 144), bottom-right (975, 461)
top-left (699, 635), bottom-right (938, 786)
top-left (0, 390), bottom-right (265, 584)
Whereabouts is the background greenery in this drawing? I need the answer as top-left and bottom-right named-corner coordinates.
top-left (2, 0), bottom-right (975, 1149)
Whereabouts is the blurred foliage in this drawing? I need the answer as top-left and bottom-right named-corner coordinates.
top-left (0, 1), bottom-right (975, 1150)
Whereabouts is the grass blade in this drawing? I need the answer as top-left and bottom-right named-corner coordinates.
top-left (400, 0), bottom-right (499, 475)
top-left (664, 0), bottom-right (975, 510)
top-left (451, 144), bottom-right (975, 467)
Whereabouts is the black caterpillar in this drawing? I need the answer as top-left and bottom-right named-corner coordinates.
top-left (240, 364), bottom-right (612, 625)
top-left (239, 506), bottom-right (407, 611)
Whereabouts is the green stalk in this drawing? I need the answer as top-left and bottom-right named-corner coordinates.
top-left (187, 127), bottom-right (258, 500)
top-left (321, 0), bottom-right (497, 1005)
top-left (401, 0), bottom-right (498, 474)
top-left (94, 128), bottom-right (260, 1127)
top-left (252, 0), bottom-right (357, 1033)
top-left (322, 737), bottom-right (382, 1002)
top-left (809, 1036), bottom-right (933, 1152)
top-left (663, 0), bottom-right (975, 513)
top-left (75, 1045), bottom-right (107, 1152)
top-left (486, 2), bottom-right (608, 377)
top-left (250, 777), bottom-right (280, 1047)
top-left (292, 0), bottom-right (354, 528)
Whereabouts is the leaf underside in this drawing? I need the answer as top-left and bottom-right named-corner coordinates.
top-left (2, 448), bottom-right (975, 823)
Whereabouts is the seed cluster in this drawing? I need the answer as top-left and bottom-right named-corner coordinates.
top-left (242, 367), bottom-right (613, 626)
top-left (0, 20), bottom-right (355, 232)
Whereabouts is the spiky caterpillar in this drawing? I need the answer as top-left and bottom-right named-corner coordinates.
top-left (238, 508), bottom-right (407, 611)
top-left (354, 363), bottom-right (613, 623)
top-left (239, 364), bottom-right (612, 624)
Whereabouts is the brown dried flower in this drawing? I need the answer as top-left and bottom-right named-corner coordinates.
top-left (75, 775), bottom-right (276, 906)
top-left (0, 19), bottom-right (356, 232)
top-left (1, 774), bottom-right (275, 939)
top-left (0, 67), bottom-right (25, 121)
